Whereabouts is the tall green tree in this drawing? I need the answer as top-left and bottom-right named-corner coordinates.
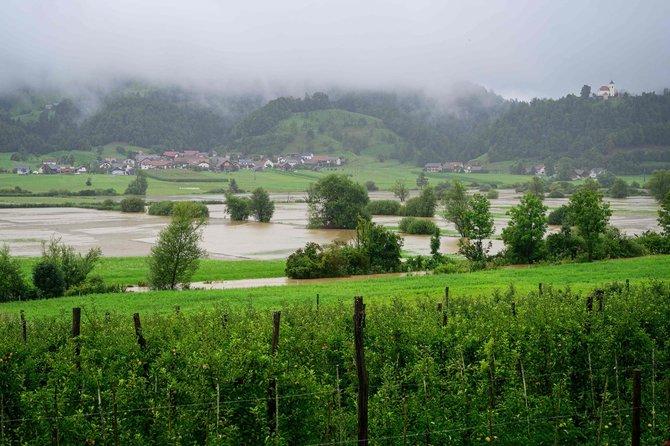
top-left (416, 172), bottom-right (428, 190)
top-left (527, 176), bottom-right (546, 199)
top-left (609, 178), bottom-right (629, 198)
top-left (392, 180), bottom-right (409, 202)
top-left (148, 202), bottom-right (207, 290)
top-left (249, 187), bottom-right (275, 222)
top-left (306, 174), bottom-right (369, 229)
top-left (580, 85), bottom-right (591, 99)
top-left (124, 172), bottom-right (148, 195)
top-left (647, 170), bottom-right (670, 201)
top-left (459, 193), bottom-right (495, 263)
top-left (501, 193), bottom-right (548, 263)
top-left (225, 194), bottom-right (251, 221)
top-left (443, 180), bottom-right (469, 237)
top-left (567, 186), bottom-right (612, 261)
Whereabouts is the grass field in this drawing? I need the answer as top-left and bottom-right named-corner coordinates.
top-left (16, 257), bottom-right (287, 286)
top-left (3, 255), bottom-right (668, 318)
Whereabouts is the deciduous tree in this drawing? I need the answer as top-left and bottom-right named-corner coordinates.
top-left (567, 186), bottom-right (612, 261)
top-left (307, 174), bottom-right (369, 229)
top-left (459, 193), bottom-right (495, 263)
top-left (148, 202), bottom-right (207, 290)
top-left (501, 193), bottom-right (548, 263)
top-left (443, 180), bottom-right (469, 237)
top-left (249, 187), bottom-right (275, 222)
top-left (392, 180), bottom-right (409, 202)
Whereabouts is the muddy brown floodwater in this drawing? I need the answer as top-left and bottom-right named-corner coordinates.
top-left (0, 191), bottom-right (660, 259)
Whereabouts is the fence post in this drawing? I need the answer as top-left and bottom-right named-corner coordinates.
top-left (354, 296), bottom-right (368, 445)
top-left (20, 310), bottom-right (26, 343)
top-left (538, 282), bottom-right (543, 296)
top-left (316, 293), bottom-right (320, 311)
top-left (133, 313), bottom-right (150, 379)
top-left (72, 307), bottom-right (81, 369)
top-left (268, 311), bottom-right (281, 436)
top-left (133, 313), bottom-right (146, 350)
top-left (632, 369), bottom-right (641, 446)
top-left (444, 287), bottom-right (449, 326)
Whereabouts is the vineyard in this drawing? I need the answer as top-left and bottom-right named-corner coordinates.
top-left (1, 281), bottom-right (669, 445)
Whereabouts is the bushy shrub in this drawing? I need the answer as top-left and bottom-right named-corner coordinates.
top-left (597, 226), bottom-right (647, 259)
top-left (147, 201), bottom-right (175, 216)
top-left (120, 197), bottom-right (146, 213)
top-left (64, 275), bottom-right (125, 296)
top-left (364, 181), bottom-right (378, 191)
top-left (286, 220), bottom-right (402, 278)
top-left (635, 230), bottom-right (670, 254)
top-left (487, 189), bottom-right (499, 199)
top-left (398, 217), bottom-right (438, 234)
top-left (367, 200), bottom-right (402, 215)
top-left (225, 194), bottom-right (251, 221)
top-left (547, 190), bottom-right (565, 198)
top-left (32, 260), bottom-right (65, 298)
top-left (0, 245), bottom-right (28, 302)
top-left (401, 187), bottom-right (436, 217)
top-left (546, 226), bottom-right (583, 260)
top-left (547, 205), bottom-right (568, 225)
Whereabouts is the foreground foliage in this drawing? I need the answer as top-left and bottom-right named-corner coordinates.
top-left (0, 282), bottom-right (668, 444)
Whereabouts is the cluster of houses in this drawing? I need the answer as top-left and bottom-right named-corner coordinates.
top-left (12, 151), bottom-right (345, 175)
top-left (423, 161), bottom-right (488, 173)
top-left (423, 161), bottom-right (605, 180)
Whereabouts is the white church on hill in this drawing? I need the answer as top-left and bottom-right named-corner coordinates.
top-left (597, 80), bottom-right (617, 99)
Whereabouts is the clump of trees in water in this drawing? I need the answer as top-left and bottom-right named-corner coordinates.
top-left (286, 218), bottom-right (403, 279)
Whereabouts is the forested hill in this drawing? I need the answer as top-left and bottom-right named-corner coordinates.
top-left (231, 88), bottom-right (508, 163)
top-left (480, 92), bottom-right (670, 166)
top-left (0, 89), bottom-right (259, 154)
top-left (1, 85), bottom-right (669, 169)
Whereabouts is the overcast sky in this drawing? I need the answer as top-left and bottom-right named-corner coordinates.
top-left (1, 0), bottom-right (668, 100)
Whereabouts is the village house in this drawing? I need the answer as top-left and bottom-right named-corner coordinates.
top-left (13, 165), bottom-right (30, 175)
top-left (443, 162), bottom-right (464, 172)
top-left (423, 163), bottom-right (443, 172)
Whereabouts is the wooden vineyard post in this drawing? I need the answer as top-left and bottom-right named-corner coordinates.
top-left (353, 296), bottom-right (368, 446)
top-left (632, 369), bottom-right (641, 446)
top-left (268, 311), bottom-right (281, 437)
top-left (538, 282), bottom-right (543, 296)
top-left (20, 310), bottom-right (26, 342)
top-left (443, 287), bottom-right (449, 326)
top-left (133, 313), bottom-right (146, 349)
top-left (133, 313), bottom-right (150, 378)
top-left (316, 293), bottom-right (320, 311)
top-left (72, 307), bottom-right (81, 369)
top-left (175, 305), bottom-right (180, 316)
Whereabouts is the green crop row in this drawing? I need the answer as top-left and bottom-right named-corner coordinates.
top-left (0, 281), bottom-right (668, 444)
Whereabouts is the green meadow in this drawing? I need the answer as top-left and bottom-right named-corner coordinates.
top-left (3, 255), bottom-right (668, 318)
top-left (15, 257), bottom-right (287, 287)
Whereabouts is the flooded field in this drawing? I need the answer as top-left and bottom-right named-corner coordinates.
top-left (0, 190), bottom-right (660, 259)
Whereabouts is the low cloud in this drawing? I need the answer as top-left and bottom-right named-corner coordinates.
top-left (1, 0), bottom-right (668, 99)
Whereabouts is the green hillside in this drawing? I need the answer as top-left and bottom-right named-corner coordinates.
top-left (230, 108), bottom-right (409, 158)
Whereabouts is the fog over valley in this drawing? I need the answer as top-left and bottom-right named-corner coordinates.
top-left (1, 0), bottom-right (669, 100)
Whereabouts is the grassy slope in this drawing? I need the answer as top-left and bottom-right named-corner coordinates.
top-left (3, 255), bottom-right (668, 318)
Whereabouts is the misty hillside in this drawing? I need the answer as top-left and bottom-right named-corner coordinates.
top-left (1, 85), bottom-right (670, 173)
top-left (229, 108), bottom-right (408, 159)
